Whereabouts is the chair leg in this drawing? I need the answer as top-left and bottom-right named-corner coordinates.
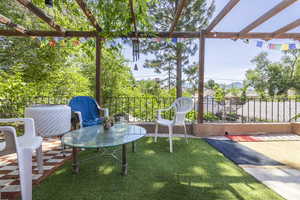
top-left (168, 126), bottom-right (173, 153)
top-left (183, 124), bottom-right (188, 144)
top-left (18, 148), bottom-right (33, 200)
top-left (36, 146), bottom-right (43, 174)
top-left (154, 123), bottom-right (158, 142)
top-left (60, 136), bottom-right (66, 157)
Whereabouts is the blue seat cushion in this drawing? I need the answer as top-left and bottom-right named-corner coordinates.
top-left (82, 117), bottom-right (104, 127)
top-left (69, 96), bottom-right (104, 128)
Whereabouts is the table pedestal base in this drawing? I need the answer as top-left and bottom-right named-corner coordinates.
top-left (71, 142), bottom-right (136, 176)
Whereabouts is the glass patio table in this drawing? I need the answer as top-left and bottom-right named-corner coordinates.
top-left (62, 124), bottom-right (146, 175)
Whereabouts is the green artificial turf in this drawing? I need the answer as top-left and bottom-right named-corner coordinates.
top-left (33, 137), bottom-right (283, 200)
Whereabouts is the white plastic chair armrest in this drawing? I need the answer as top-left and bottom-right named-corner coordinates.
top-left (0, 126), bottom-right (18, 155)
top-left (0, 118), bottom-right (36, 137)
top-left (74, 111), bottom-right (83, 127)
top-left (157, 106), bottom-right (174, 120)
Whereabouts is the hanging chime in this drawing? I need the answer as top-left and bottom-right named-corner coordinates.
top-left (45, 0), bottom-right (53, 8)
top-left (132, 37), bottom-right (140, 71)
top-left (132, 38), bottom-right (140, 62)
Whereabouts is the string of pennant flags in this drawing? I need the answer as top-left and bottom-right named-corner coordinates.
top-left (28, 36), bottom-right (88, 48)
top-left (25, 36), bottom-right (190, 48)
top-left (2, 35), bottom-right (300, 51)
top-left (255, 40), bottom-right (300, 51)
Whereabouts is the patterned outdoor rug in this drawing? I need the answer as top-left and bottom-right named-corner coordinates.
top-left (226, 133), bottom-right (300, 142)
top-left (0, 138), bottom-right (72, 200)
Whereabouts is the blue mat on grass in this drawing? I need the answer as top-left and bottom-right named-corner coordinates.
top-left (204, 138), bottom-right (283, 166)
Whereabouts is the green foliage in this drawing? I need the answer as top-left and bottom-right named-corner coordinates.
top-left (184, 63), bottom-right (199, 93)
top-left (214, 85), bottom-right (225, 103)
top-left (204, 112), bottom-right (219, 122)
top-left (141, 0), bottom-right (215, 96)
top-left (246, 51), bottom-right (300, 97)
top-left (205, 79), bottom-right (218, 90)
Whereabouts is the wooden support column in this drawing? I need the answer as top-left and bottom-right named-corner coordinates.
top-left (95, 35), bottom-right (102, 105)
top-left (197, 31), bottom-right (205, 123)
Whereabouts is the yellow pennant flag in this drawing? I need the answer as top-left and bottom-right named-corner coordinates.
top-left (281, 44), bottom-right (289, 51)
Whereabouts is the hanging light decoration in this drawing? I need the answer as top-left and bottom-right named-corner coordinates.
top-left (45, 0), bottom-right (53, 8)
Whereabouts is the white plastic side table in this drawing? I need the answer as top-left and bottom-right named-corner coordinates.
top-left (25, 104), bottom-right (71, 137)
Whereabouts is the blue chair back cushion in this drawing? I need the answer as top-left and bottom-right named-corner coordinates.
top-left (69, 96), bottom-right (104, 127)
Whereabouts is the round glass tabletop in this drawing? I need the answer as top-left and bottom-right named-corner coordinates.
top-left (62, 124), bottom-right (147, 148)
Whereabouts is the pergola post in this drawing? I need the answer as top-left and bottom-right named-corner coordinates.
top-left (197, 31), bottom-right (205, 123)
top-left (95, 35), bottom-right (102, 105)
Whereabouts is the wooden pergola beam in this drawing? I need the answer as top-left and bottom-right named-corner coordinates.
top-left (206, 0), bottom-right (240, 32)
top-left (0, 30), bottom-right (96, 37)
top-left (75, 0), bottom-right (102, 32)
top-left (129, 0), bottom-right (138, 34)
top-left (272, 18), bottom-right (300, 37)
top-left (16, 0), bottom-right (65, 33)
top-left (1, 30), bottom-right (300, 40)
top-left (197, 31), bottom-right (205, 123)
top-left (239, 0), bottom-right (298, 34)
top-left (0, 14), bottom-right (27, 34)
top-left (95, 35), bottom-right (102, 105)
top-left (169, 0), bottom-right (188, 33)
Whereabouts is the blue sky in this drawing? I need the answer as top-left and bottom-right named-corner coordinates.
top-left (122, 0), bottom-right (300, 84)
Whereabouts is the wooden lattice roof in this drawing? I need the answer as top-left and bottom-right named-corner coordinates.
top-left (0, 0), bottom-right (300, 39)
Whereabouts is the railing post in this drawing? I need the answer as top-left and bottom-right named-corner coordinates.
top-left (197, 30), bottom-right (205, 123)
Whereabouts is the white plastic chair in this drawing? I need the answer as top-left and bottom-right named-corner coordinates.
top-left (0, 118), bottom-right (43, 200)
top-left (155, 97), bottom-right (193, 152)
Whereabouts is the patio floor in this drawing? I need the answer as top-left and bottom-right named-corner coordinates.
top-left (0, 138), bottom-right (73, 199)
top-left (32, 136), bottom-right (282, 200)
top-left (0, 134), bottom-right (292, 200)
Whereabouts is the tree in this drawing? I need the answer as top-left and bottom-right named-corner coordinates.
top-left (205, 79), bottom-right (218, 90)
top-left (142, 0), bottom-right (215, 98)
top-left (184, 63), bottom-right (199, 93)
top-left (246, 51), bottom-right (300, 97)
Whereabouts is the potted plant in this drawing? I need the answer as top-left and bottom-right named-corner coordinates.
top-left (103, 116), bottom-right (114, 130)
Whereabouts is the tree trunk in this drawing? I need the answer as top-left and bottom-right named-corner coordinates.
top-left (176, 44), bottom-right (182, 98)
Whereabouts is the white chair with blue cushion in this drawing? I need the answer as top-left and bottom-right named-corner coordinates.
top-left (69, 96), bottom-right (109, 128)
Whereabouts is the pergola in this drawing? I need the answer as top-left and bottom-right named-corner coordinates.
top-left (1, 0), bottom-right (300, 123)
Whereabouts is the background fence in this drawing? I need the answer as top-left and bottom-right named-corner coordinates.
top-left (1, 96), bottom-right (300, 123)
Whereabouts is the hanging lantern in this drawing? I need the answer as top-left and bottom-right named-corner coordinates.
top-left (134, 64), bottom-right (138, 71)
top-left (45, 0), bottom-right (53, 8)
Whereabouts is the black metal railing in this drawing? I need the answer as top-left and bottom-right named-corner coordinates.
top-left (103, 96), bottom-right (300, 123)
top-left (1, 96), bottom-right (300, 123)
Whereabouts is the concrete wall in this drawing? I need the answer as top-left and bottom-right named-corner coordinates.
top-left (291, 123), bottom-right (300, 135)
top-left (133, 122), bottom-right (300, 137)
top-left (193, 123), bottom-right (293, 137)
top-left (131, 122), bottom-right (193, 134)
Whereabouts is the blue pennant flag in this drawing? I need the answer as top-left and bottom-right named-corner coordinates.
top-left (256, 41), bottom-right (263, 47)
top-left (171, 38), bottom-right (177, 43)
top-left (289, 43), bottom-right (296, 50)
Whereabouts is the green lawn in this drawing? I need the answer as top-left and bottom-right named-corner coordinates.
top-left (33, 137), bottom-right (283, 200)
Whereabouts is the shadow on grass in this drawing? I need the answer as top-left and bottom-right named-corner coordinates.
top-left (33, 137), bottom-right (283, 200)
